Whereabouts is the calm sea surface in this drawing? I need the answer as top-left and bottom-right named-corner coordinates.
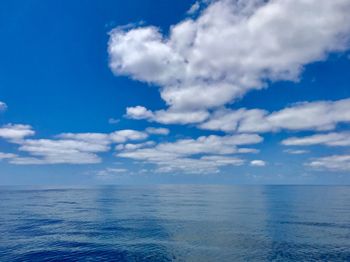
top-left (0, 185), bottom-right (349, 261)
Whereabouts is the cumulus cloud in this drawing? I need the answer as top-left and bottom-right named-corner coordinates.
top-left (116, 133), bottom-right (262, 173)
top-left (282, 132), bottom-right (350, 147)
top-left (307, 155), bottom-right (350, 172)
top-left (110, 129), bottom-right (148, 143)
top-left (126, 106), bottom-right (154, 120)
top-left (13, 130), bottom-right (148, 165)
top-left (0, 102), bottom-right (7, 112)
top-left (200, 98), bottom-right (350, 133)
top-left (1, 126), bottom-right (167, 165)
top-left (109, 0), bottom-right (350, 123)
top-left (126, 106), bottom-right (209, 124)
top-left (0, 124), bottom-right (35, 141)
top-left (250, 160), bottom-right (266, 167)
top-left (11, 138), bottom-right (110, 165)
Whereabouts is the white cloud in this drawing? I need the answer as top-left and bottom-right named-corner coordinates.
top-left (11, 138), bottom-right (110, 165)
top-left (0, 102), bottom-right (7, 112)
top-left (199, 108), bottom-right (263, 132)
top-left (109, 0), bottom-right (350, 123)
top-left (116, 133), bottom-right (261, 173)
top-left (154, 134), bottom-right (262, 156)
top-left (307, 155), bottom-right (350, 172)
top-left (110, 129), bottom-right (148, 143)
top-left (126, 106), bottom-right (154, 120)
top-left (154, 155), bottom-right (244, 174)
top-left (145, 127), bottom-right (169, 135)
top-left (250, 160), bottom-right (266, 167)
top-left (115, 141), bottom-right (155, 151)
top-left (200, 98), bottom-right (350, 133)
top-left (0, 152), bottom-right (17, 159)
top-left (4, 128), bottom-right (152, 165)
top-left (57, 133), bottom-right (111, 146)
top-left (282, 132), bottom-right (350, 147)
top-left (0, 124), bottom-right (35, 141)
top-left (126, 106), bottom-right (209, 124)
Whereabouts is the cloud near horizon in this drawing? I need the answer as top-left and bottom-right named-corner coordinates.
top-left (116, 133), bottom-right (262, 174)
top-left (0, 123), bottom-right (262, 172)
top-left (0, 126), bottom-right (169, 165)
top-left (306, 155), bottom-right (350, 172)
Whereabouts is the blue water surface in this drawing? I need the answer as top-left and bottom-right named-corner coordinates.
top-left (0, 185), bottom-right (349, 261)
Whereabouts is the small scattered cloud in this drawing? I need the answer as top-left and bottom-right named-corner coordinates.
top-left (187, 1), bottom-right (201, 15)
top-left (250, 160), bottom-right (266, 167)
top-left (126, 106), bottom-right (153, 120)
top-left (108, 118), bottom-right (120, 124)
top-left (0, 102), bottom-right (7, 112)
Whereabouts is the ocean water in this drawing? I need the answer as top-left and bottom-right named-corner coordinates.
top-left (0, 186), bottom-right (349, 261)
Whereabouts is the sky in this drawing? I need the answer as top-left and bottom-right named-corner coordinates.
top-left (1, 0), bottom-right (350, 185)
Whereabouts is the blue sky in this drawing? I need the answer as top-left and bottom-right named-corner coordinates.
top-left (1, 0), bottom-right (350, 185)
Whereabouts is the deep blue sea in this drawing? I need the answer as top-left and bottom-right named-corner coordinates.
top-left (0, 186), bottom-right (349, 261)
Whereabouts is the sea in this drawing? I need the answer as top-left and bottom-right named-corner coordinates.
top-left (0, 185), bottom-right (349, 261)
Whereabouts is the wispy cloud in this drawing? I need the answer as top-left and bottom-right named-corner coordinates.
top-left (282, 132), bottom-right (350, 147)
top-left (284, 149), bottom-right (309, 155)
